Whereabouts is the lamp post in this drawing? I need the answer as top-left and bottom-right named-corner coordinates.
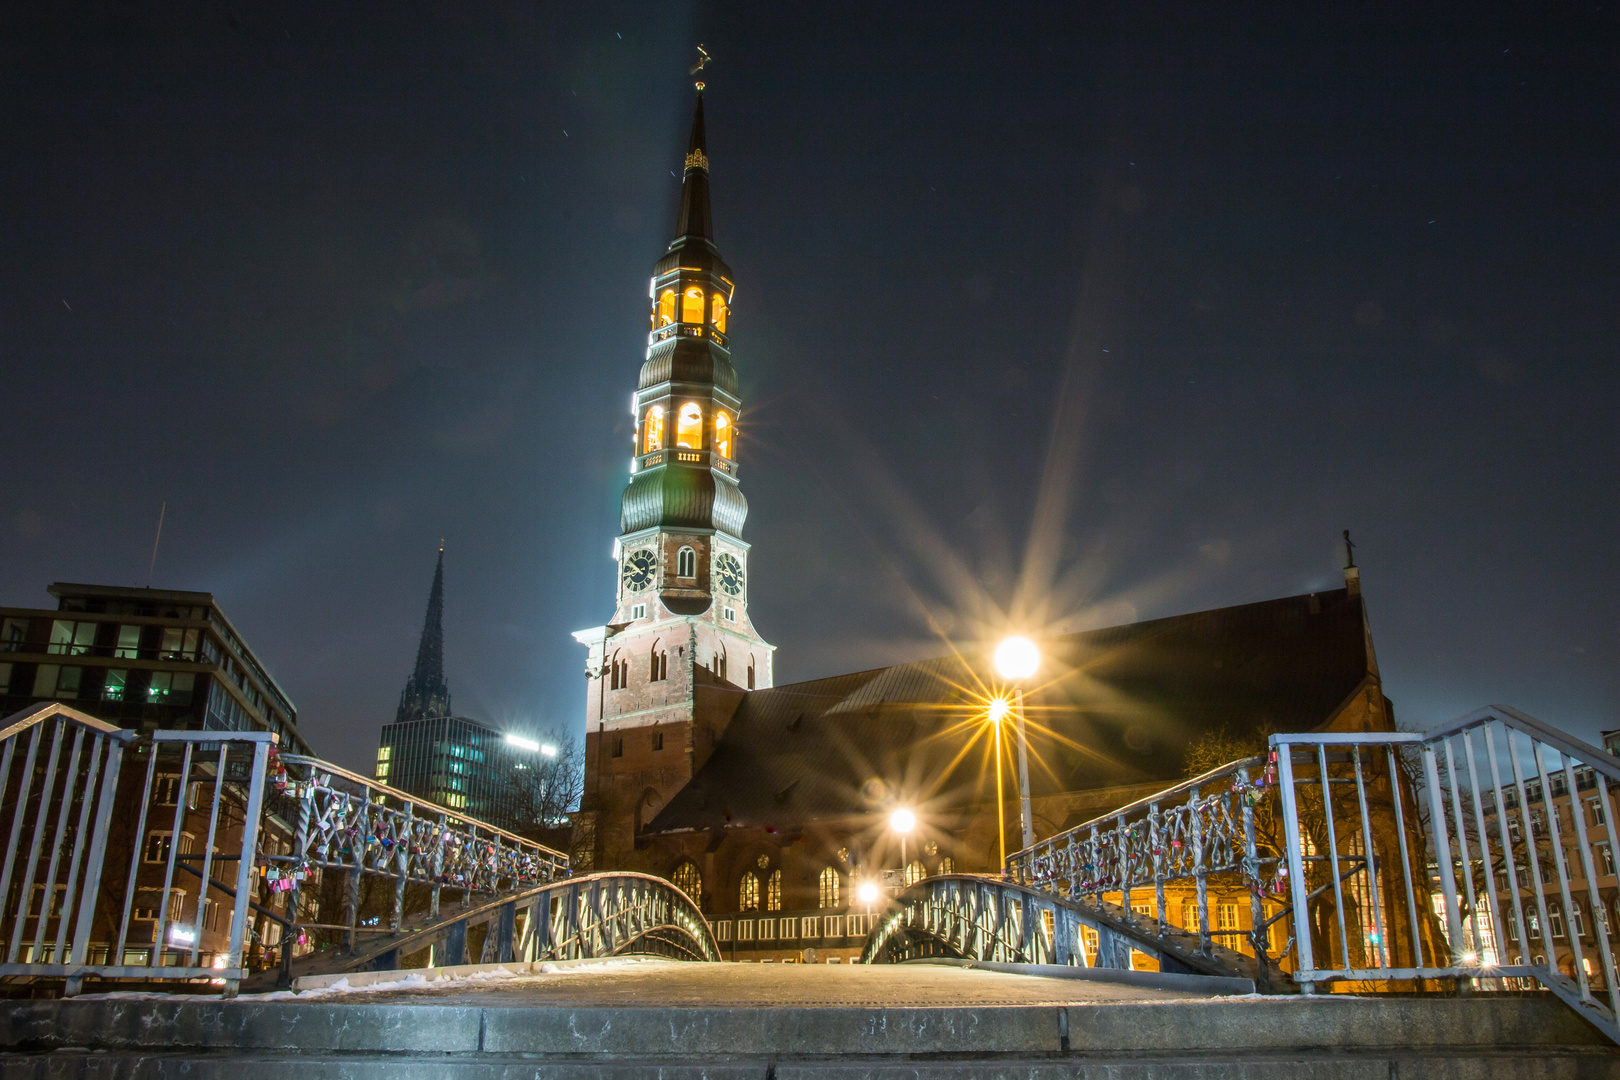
top-left (890, 807), bottom-right (915, 878)
top-left (986, 697), bottom-right (1011, 869)
top-left (994, 637), bottom-right (1040, 855)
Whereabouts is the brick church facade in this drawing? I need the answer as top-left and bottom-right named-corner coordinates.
top-left (573, 89), bottom-right (1396, 962)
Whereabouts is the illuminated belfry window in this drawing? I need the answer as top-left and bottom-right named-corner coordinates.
top-left (714, 411), bottom-right (732, 459)
top-left (711, 293), bottom-right (728, 333)
top-left (676, 403), bottom-right (703, 448)
top-left (643, 406), bottom-right (664, 453)
top-left (657, 289), bottom-right (676, 327)
top-left (681, 286), bottom-right (705, 324)
top-left (739, 871), bottom-right (760, 911)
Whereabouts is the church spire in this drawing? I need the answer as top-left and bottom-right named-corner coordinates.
top-left (673, 86), bottom-right (712, 242)
top-left (396, 544), bottom-right (452, 724)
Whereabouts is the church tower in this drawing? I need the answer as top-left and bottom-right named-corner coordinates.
top-left (573, 87), bottom-right (775, 871)
top-left (397, 545), bottom-right (452, 724)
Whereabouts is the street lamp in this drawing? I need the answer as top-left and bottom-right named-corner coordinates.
top-left (890, 807), bottom-right (915, 876)
top-left (986, 696), bottom-right (1012, 869)
top-left (994, 636), bottom-right (1039, 855)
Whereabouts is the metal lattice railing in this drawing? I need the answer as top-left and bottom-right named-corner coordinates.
top-left (1008, 754), bottom-right (1285, 977)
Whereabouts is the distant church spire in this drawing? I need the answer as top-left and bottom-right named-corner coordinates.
top-left (396, 544), bottom-right (452, 724)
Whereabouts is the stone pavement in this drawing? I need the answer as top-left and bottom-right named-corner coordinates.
top-left (3, 958), bottom-right (1617, 1077)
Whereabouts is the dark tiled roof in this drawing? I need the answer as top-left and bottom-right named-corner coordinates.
top-left (646, 588), bottom-right (1373, 835)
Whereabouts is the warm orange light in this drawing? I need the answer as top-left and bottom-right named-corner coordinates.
top-left (657, 289), bottom-right (676, 327)
top-left (987, 697), bottom-right (1011, 724)
top-left (643, 405), bottom-right (665, 453)
top-left (714, 411), bottom-right (733, 458)
top-left (676, 402), bottom-right (703, 449)
top-left (711, 293), bottom-right (728, 333)
top-left (681, 287), bottom-right (705, 323)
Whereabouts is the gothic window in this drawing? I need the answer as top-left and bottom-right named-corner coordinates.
top-left (643, 406), bottom-right (665, 453)
top-left (766, 869), bottom-right (782, 911)
top-left (672, 861), bottom-right (701, 904)
top-left (747, 657), bottom-right (756, 690)
top-left (819, 866), bottom-right (840, 908)
top-left (609, 652), bottom-right (628, 690)
top-left (612, 737), bottom-right (624, 758)
top-left (681, 286), bottom-right (705, 324)
top-left (739, 871), bottom-right (760, 911)
top-left (658, 289), bottom-right (676, 327)
top-left (711, 293), bottom-right (728, 332)
top-left (713, 410), bottom-right (733, 459)
top-left (653, 730), bottom-right (664, 751)
top-left (904, 860), bottom-right (925, 886)
top-left (650, 646), bottom-right (667, 681)
top-left (676, 402), bottom-right (703, 448)
top-left (939, 857), bottom-right (955, 874)
top-left (677, 546), bottom-right (696, 577)
top-left (713, 650), bottom-right (727, 682)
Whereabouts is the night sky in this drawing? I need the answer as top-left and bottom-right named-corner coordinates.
top-left (3, 4), bottom-right (1616, 773)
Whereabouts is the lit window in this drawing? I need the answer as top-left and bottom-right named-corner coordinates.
top-left (714, 411), bottom-right (733, 459)
top-left (657, 289), bottom-right (676, 327)
top-left (819, 866), bottom-right (840, 908)
top-left (643, 406), bottom-right (665, 453)
top-left (672, 861), bottom-right (701, 903)
top-left (676, 402), bottom-right (703, 448)
top-left (905, 860), bottom-right (925, 886)
top-left (739, 871), bottom-right (760, 911)
top-left (677, 547), bottom-right (696, 577)
top-left (940, 857), bottom-right (955, 874)
top-left (148, 671), bottom-right (173, 701)
top-left (1217, 903), bottom-right (1240, 931)
top-left (711, 293), bottom-right (728, 333)
top-left (767, 869), bottom-right (782, 911)
top-left (681, 287), bottom-right (704, 324)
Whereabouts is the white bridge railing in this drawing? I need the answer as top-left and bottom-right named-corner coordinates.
top-left (0, 704), bottom-right (571, 996)
top-left (1010, 705), bottom-right (1620, 1044)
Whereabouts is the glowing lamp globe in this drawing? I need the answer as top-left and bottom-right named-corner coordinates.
top-left (890, 808), bottom-right (916, 834)
top-left (857, 881), bottom-right (880, 904)
top-left (994, 637), bottom-right (1040, 681)
top-left (987, 697), bottom-right (1011, 724)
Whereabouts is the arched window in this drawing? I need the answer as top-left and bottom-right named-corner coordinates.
top-left (766, 869), bottom-right (783, 911)
top-left (714, 649), bottom-right (727, 683)
top-left (609, 651), bottom-right (626, 690)
top-left (676, 402), bottom-right (703, 448)
top-left (711, 293), bottom-right (728, 333)
top-left (676, 546), bottom-right (696, 577)
top-left (747, 657), bottom-right (756, 690)
top-left (672, 861), bottom-right (701, 904)
top-left (739, 871), bottom-right (760, 911)
top-left (642, 406), bottom-right (664, 453)
top-left (657, 289), bottom-right (676, 327)
top-left (904, 860), bottom-right (925, 886)
top-left (681, 286), bottom-right (705, 324)
top-left (939, 857), bottom-right (955, 875)
top-left (819, 866), bottom-right (840, 908)
top-left (650, 645), bottom-right (667, 682)
top-left (713, 411), bottom-right (733, 459)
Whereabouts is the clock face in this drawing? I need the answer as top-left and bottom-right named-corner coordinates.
top-left (715, 553), bottom-right (745, 597)
top-left (621, 549), bottom-right (658, 592)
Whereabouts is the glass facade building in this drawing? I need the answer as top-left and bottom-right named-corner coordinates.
top-left (375, 715), bottom-right (523, 828)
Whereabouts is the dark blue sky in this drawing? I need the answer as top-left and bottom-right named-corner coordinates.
top-left (2, 3), bottom-right (1615, 772)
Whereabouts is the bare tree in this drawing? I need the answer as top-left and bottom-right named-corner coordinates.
top-left (508, 732), bottom-right (583, 831)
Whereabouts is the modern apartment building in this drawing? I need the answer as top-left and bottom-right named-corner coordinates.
top-left (0, 582), bottom-right (310, 755)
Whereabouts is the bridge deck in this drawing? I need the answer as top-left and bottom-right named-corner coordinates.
top-left (304, 957), bottom-right (1212, 1007)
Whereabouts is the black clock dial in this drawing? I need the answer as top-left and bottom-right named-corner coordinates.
top-left (715, 553), bottom-right (744, 597)
top-left (621, 549), bottom-right (658, 591)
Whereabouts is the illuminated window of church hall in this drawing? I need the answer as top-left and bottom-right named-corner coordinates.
top-left (676, 402), bottom-right (703, 448)
top-left (657, 289), bottom-right (675, 327)
top-left (671, 861), bottom-right (701, 904)
top-left (819, 866), bottom-right (840, 908)
top-left (738, 871), bottom-right (760, 911)
top-left (711, 292), bottom-right (727, 332)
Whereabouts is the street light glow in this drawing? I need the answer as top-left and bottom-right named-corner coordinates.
top-left (504, 734), bottom-right (540, 752)
top-left (987, 696), bottom-right (1011, 724)
top-left (890, 808), bottom-right (915, 834)
top-left (540, 743), bottom-right (559, 758)
top-left (994, 636), bottom-right (1040, 681)
top-left (857, 881), bottom-right (880, 904)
